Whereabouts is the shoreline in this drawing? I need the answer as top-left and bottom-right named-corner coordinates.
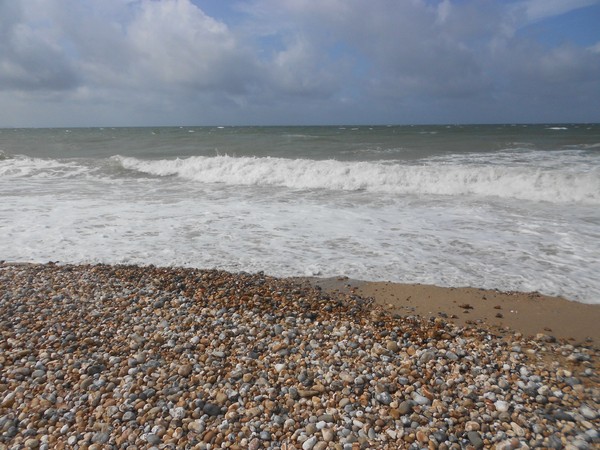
top-left (4, 261), bottom-right (599, 346)
top-left (306, 277), bottom-right (600, 348)
top-left (3, 261), bottom-right (599, 346)
top-left (1, 262), bottom-right (598, 448)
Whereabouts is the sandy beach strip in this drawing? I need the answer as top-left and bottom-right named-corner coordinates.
top-left (0, 262), bottom-right (598, 449)
top-left (308, 278), bottom-right (600, 348)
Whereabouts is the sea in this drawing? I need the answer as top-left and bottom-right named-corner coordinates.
top-left (1, 124), bottom-right (599, 304)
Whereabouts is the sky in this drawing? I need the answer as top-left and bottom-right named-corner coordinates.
top-left (0, 0), bottom-right (599, 127)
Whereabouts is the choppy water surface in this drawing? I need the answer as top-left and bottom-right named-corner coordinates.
top-left (1, 124), bottom-right (599, 303)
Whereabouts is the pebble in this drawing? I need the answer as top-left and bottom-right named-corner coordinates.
top-left (203, 403), bottom-right (222, 417)
top-left (465, 421), bottom-right (480, 431)
top-left (322, 428), bottom-right (334, 442)
top-left (580, 405), bottom-right (597, 420)
top-left (467, 431), bottom-right (484, 449)
top-left (260, 430), bottom-right (272, 440)
top-left (302, 436), bottom-right (318, 450)
top-left (511, 421), bottom-right (525, 437)
top-left (0, 262), bottom-right (598, 449)
top-left (419, 350), bottom-right (436, 364)
top-left (495, 400), bottom-right (509, 412)
top-left (554, 411), bottom-right (576, 422)
top-left (376, 391), bottom-right (392, 405)
top-left (412, 392), bottom-right (431, 405)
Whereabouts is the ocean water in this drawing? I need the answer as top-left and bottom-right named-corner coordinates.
top-left (1, 124), bottom-right (599, 303)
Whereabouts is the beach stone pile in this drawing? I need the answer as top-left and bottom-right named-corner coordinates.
top-left (0, 262), bottom-right (598, 450)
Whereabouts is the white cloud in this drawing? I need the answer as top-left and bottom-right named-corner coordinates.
top-left (0, 0), bottom-right (598, 126)
top-left (269, 36), bottom-right (338, 97)
top-left (127, 0), bottom-right (245, 89)
top-left (519, 0), bottom-right (599, 24)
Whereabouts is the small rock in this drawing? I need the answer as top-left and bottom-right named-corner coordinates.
top-left (314, 442), bottom-right (328, 450)
top-left (433, 431), bottom-right (448, 443)
top-left (203, 430), bottom-right (217, 443)
top-left (298, 389), bottom-right (320, 398)
top-left (86, 365), bottom-right (104, 376)
top-left (398, 401), bottom-right (413, 415)
top-left (302, 436), bottom-right (318, 450)
top-left (178, 364), bottom-right (192, 377)
top-left (188, 420), bottom-right (204, 434)
top-left (215, 392), bottom-right (228, 405)
top-left (259, 431), bottom-right (272, 441)
top-left (416, 430), bottom-right (428, 443)
top-left (580, 405), bottom-right (597, 420)
top-left (554, 410), bottom-right (575, 422)
top-left (412, 392), bottom-right (431, 405)
top-left (170, 406), bottom-right (186, 420)
top-left (1, 392), bottom-right (16, 407)
top-left (495, 440), bottom-right (514, 450)
top-left (467, 431), bottom-right (484, 450)
top-left (376, 392), bottom-right (392, 405)
top-left (495, 400), bottom-right (509, 412)
top-left (31, 369), bottom-right (46, 379)
top-left (122, 411), bottom-right (136, 421)
top-left (386, 340), bottom-right (399, 352)
top-left (510, 422), bottom-right (524, 437)
top-left (145, 433), bottom-right (161, 445)
top-left (203, 403), bottom-right (222, 417)
top-left (24, 438), bottom-right (40, 448)
top-left (465, 421), bottom-right (480, 431)
top-left (322, 428), bottom-right (334, 442)
top-left (419, 350), bottom-right (435, 364)
top-left (445, 351), bottom-right (458, 360)
top-left (92, 431), bottom-right (110, 444)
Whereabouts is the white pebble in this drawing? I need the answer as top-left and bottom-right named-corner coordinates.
top-left (495, 400), bottom-right (509, 412)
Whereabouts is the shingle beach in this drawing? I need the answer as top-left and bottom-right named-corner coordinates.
top-left (0, 263), bottom-right (598, 449)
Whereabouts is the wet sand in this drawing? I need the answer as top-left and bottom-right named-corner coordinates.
top-left (308, 278), bottom-right (600, 348)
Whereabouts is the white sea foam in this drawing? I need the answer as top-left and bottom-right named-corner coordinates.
top-left (0, 155), bottom-right (89, 178)
top-left (2, 126), bottom-right (600, 304)
top-left (113, 155), bottom-right (600, 204)
top-left (2, 169), bottom-right (598, 303)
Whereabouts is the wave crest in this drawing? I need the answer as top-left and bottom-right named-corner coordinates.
top-left (113, 155), bottom-right (600, 204)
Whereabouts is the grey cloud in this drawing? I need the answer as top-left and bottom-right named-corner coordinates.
top-left (0, 2), bottom-right (80, 92)
top-left (259, 0), bottom-right (599, 116)
top-left (125, 1), bottom-right (255, 92)
top-left (0, 0), bottom-right (598, 126)
top-left (245, 1), bottom-right (495, 95)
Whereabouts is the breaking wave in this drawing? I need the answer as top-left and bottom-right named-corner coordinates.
top-left (0, 155), bottom-right (90, 178)
top-left (113, 155), bottom-right (600, 204)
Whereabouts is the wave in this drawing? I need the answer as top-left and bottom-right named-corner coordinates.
top-left (582, 143), bottom-right (600, 149)
top-left (113, 155), bottom-right (600, 204)
top-left (0, 151), bottom-right (11, 161)
top-left (0, 155), bottom-right (91, 178)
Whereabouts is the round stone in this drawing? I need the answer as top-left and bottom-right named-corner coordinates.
top-left (302, 436), bottom-right (318, 450)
